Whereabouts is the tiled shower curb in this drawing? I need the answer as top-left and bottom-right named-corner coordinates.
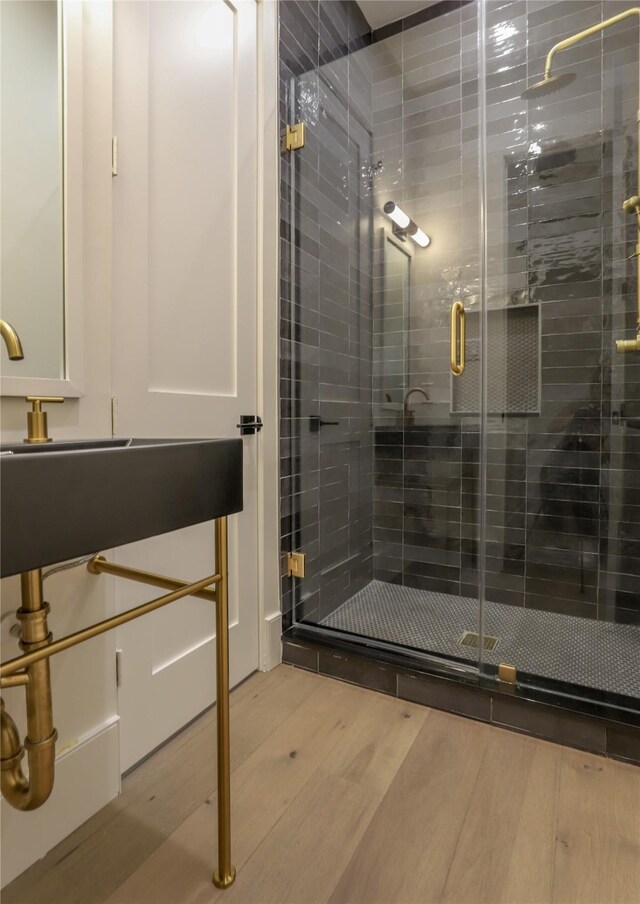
top-left (282, 630), bottom-right (640, 766)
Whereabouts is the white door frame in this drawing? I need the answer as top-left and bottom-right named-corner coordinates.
top-left (256, 0), bottom-right (282, 672)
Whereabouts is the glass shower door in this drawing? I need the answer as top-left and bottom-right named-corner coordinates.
top-left (285, 6), bottom-right (486, 675)
top-left (479, 0), bottom-right (640, 709)
top-left (284, 54), bottom-right (375, 629)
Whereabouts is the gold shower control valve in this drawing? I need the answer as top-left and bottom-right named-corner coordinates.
top-left (623, 195), bottom-right (640, 215)
top-left (24, 396), bottom-right (64, 444)
top-left (616, 335), bottom-right (640, 353)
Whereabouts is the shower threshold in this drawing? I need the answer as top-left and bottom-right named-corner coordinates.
top-left (319, 580), bottom-right (640, 702)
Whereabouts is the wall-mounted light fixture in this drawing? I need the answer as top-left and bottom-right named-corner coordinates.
top-left (383, 201), bottom-right (430, 248)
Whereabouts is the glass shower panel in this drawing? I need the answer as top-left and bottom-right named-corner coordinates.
top-left (600, 3), bottom-right (640, 705)
top-left (480, 0), bottom-right (639, 708)
top-left (288, 3), bottom-right (485, 673)
top-left (287, 53), bottom-right (375, 627)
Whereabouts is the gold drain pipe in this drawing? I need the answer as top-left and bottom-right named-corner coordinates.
top-left (1, 570), bottom-right (57, 810)
top-left (0, 517), bottom-right (236, 888)
top-left (87, 555), bottom-right (219, 601)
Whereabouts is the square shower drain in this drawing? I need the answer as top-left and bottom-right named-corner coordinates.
top-left (458, 630), bottom-right (499, 652)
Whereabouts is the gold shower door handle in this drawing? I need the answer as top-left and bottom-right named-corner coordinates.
top-left (450, 301), bottom-right (466, 376)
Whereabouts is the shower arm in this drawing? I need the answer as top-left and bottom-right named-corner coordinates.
top-left (543, 8), bottom-right (640, 81)
top-left (543, 7), bottom-right (640, 351)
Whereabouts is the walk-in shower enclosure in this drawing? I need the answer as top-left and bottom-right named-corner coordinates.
top-left (279, 0), bottom-right (640, 714)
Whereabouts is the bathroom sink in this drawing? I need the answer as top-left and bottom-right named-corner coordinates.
top-left (1, 438), bottom-right (132, 454)
top-left (0, 438), bottom-right (243, 577)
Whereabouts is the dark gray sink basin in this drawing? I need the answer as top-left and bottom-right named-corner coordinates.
top-left (1, 438), bottom-right (243, 577)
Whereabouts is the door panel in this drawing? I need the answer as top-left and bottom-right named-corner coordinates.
top-left (146, 1), bottom-right (237, 397)
top-left (112, 0), bottom-right (259, 771)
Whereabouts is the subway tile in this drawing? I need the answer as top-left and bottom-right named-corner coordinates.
top-left (606, 722), bottom-right (640, 765)
top-left (318, 649), bottom-right (397, 694)
top-left (398, 670), bottom-right (491, 721)
top-left (282, 640), bottom-right (319, 672)
top-left (491, 696), bottom-right (607, 754)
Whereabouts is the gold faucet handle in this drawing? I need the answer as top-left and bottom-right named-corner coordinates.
top-left (26, 396), bottom-right (65, 408)
top-left (24, 397), bottom-right (64, 445)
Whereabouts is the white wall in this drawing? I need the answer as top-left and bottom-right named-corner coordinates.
top-left (0, 2), bottom-right (118, 885)
top-left (0, 0), bottom-right (65, 380)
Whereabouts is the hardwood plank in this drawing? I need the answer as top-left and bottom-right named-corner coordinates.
top-left (493, 740), bottom-right (560, 904)
top-left (223, 772), bottom-right (377, 904)
top-left (213, 690), bottom-right (429, 904)
top-left (322, 689), bottom-right (428, 796)
top-left (552, 746), bottom-right (640, 904)
top-left (4, 666), bottom-right (318, 904)
top-left (105, 674), bottom-right (365, 903)
top-left (329, 709), bottom-right (491, 904)
top-left (7, 667), bottom-right (640, 904)
top-left (107, 682), bottom-right (427, 904)
top-left (441, 728), bottom-right (555, 903)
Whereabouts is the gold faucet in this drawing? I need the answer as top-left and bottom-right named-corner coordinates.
top-left (403, 387), bottom-right (430, 426)
top-left (24, 396), bottom-right (64, 444)
top-left (0, 319), bottom-right (24, 360)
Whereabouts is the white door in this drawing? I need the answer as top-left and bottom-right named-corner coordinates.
top-left (112, 0), bottom-right (260, 771)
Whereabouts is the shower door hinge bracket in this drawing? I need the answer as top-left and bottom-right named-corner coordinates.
top-left (284, 123), bottom-right (305, 152)
top-left (498, 663), bottom-right (517, 684)
top-left (287, 552), bottom-right (306, 578)
top-left (112, 136), bottom-right (118, 176)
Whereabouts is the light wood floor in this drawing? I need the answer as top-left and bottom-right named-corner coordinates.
top-left (5, 665), bottom-right (640, 904)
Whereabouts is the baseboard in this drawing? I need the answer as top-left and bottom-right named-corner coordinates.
top-left (1, 716), bottom-right (121, 887)
top-left (261, 611), bottom-right (282, 671)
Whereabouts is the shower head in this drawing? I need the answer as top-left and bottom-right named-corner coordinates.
top-left (521, 72), bottom-right (577, 101)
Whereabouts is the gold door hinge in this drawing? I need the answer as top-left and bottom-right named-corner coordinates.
top-left (498, 663), bottom-right (517, 684)
top-left (284, 123), bottom-right (305, 152)
top-left (287, 552), bottom-right (305, 578)
top-left (115, 650), bottom-right (123, 687)
top-left (110, 396), bottom-right (118, 436)
top-left (112, 136), bottom-right (118, 176)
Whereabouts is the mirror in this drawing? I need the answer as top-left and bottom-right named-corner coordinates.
top-left (376, 231), bottom-right (411, 408)
top-left (1, 0), bottom-right (65, 381)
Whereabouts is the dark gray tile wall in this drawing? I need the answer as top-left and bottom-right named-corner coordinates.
top-left (279, 1), bottom-right (374, 629)
top-left (280, 0), bottom-right (640, 638)
top-left (371, 0), bottom-right (640, 626)
top-left (371, 2), bottom-right (483, 599)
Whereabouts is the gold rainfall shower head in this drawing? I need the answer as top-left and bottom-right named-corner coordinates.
top-left (521, 72), bottom-right (576, 101)
top-left (522, 7), bottom-right (640, 103)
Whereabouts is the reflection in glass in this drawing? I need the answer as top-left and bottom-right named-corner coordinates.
top-left (1, 0), bottom-right (64, 380)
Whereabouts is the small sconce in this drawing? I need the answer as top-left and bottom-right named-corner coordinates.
top-left (383, 201), bottom-right (430, 248)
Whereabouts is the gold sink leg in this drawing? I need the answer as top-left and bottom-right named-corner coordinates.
top-left (0, 518), bottom-right (236, 887)
top-left (212, 516), bottom-right (236, 889)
